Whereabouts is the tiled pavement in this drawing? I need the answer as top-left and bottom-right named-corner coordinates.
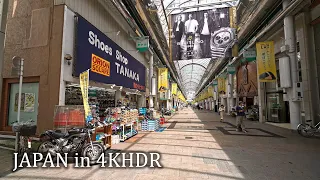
top-left (1, 108), bottom-right (320, 179)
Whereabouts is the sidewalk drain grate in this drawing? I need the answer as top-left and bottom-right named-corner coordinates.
top-left (185, 137), bottom-right (193, 139)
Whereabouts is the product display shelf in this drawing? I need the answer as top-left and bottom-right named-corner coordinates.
top-left (120, 120), bottom-right (138, 142)
top-left (141, 119), bottom-right (160, 131)
top-left (91, 124), bottom-right (112, 149)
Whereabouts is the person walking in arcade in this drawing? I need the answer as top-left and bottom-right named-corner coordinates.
top-left (236, 102), bottom-right (247, 133)
top-left (219, 104), bottom-right (225, 122)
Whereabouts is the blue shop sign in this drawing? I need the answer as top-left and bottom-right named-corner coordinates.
top-left (74, 16), bottom-right (146, 91)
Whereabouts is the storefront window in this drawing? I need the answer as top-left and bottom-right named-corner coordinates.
top-left (8, 82), bottom-right (39, 125)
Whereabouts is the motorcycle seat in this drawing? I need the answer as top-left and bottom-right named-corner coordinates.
top-left (306, 120), bottom-right (312, 122)
top-left (50, 130), bottom-right (67, 138)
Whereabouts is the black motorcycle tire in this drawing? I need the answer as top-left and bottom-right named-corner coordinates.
top-left (38, 141), bottom-right (55, 154)
top-left (82, 142), bottom-right (105, 163)
top-left (297, 124), bottom-right (315, 137)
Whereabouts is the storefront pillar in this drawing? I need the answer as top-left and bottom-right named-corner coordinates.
top-left (227, 74), bottom-right (235, 114)
top-left (149, 52), bottom-right (154, 108)
top-left (138, 95), bottom-right (146, 108)
top-left (258, 82), bottom-right (266, 123)
top-left (283, 0), bottom-right (301, 129)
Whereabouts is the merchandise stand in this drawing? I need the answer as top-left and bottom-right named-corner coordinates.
top-left (91, 125), bottom-right (112, 149)
top-left (120, 121), bottom-right (138, 142)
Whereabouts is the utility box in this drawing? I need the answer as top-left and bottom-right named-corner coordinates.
top-left (293, 82), bottom-right (303, 101)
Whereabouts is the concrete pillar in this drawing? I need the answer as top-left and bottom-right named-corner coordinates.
top-left (149, 53), bottom-right (154, 108)
top-left (283, 0), bottom-right (301, 129)
top-left (227, 74), bottom-right (235, 114)
top-left (258, 82), bottom-right (266, 123)
top-left (138, 95), bottom-right (146, 108)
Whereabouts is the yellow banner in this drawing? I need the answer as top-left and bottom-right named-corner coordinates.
top-left (171, 83), bottom-right (177, 95)
top-left (218, 78), bottom-right (226, 93)
top-left (80, 70), bottom-right (91, 121)
top-left (256, 41), bottom-right (277, 82)
top-left (177, 90), bottom-right (181, 98)
top-left (158, 68), bottom-right (168, 92)
top-left (208, 86), bottom-right (213, 97)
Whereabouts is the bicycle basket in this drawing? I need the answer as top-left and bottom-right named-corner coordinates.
top-left (18, 125), bottom-right (37, 136)
top-left (12, 124), bottom-right (22, 133)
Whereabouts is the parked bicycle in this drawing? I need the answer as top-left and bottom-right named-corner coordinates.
top-left (297, 114), bottom-right (320, 137)
top-left (12, 119), bottom-right (37, 155)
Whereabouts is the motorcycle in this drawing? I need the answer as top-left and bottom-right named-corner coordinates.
top-left (38, 125), bottom-right (105, 162)
top-left (163, 108), bottom-right (172, 116)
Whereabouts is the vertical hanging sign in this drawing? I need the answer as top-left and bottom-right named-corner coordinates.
top-left (171, 83), bottom-right (177, 95)
top-left (256, 41), bottom-right (277, 82)
top-left (158, 68), bottom-right (168, 92)
top-left (80, 70), bottom-right (92, 122)
top-left (218, 78), bottom-right (226, 94)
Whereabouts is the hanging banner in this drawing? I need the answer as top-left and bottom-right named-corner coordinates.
top-left (256, 41), bottom-right (277, 82)
top-left (80, 70), bottom-right (92, 122)
top-left (218, 78), bottom-right (226, 93)
top-left (136, 36), bottom-right (149, 52)
top-left (169, 7), bottom-right (237, 61)
top-left (208, 86), bottom-right (214, 97)
top-left (158, 68), bottom-right (168, 92)
top-left (171, 83), bottom-right (177, 95)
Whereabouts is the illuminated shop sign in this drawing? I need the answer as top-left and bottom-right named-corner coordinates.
top-left (75, 16), bottom-right (146, 91)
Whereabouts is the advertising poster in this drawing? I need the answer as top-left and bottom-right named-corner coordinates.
top-left (256, 41), bottom-right (277, 82)
top-left (14, 93), bottom-right (25, 112)
top-left (218, 78), bottom-right (226, 93)
top-left (171, 83), bottom-right (177, 95)
top-left (24, 93), bottom-right (35, 112)
top-left (169, 7), bottom-right (236, 61)
top-left (80, 70), bottom-right (91, 120)
top-left (158, 68), bottom-right (168, 92)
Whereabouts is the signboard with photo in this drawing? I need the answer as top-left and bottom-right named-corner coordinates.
top-left (169, 7), bottom-right (236, 61)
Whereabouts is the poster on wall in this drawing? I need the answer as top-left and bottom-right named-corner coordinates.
top-left (24, 93), bottom-right (35, 112)
top-left (169, 7), bottom-right (236, 61)
top-left (14, 93), bottom-right (25, 112)
top-left (158, 68), bottom-right (168, 92)
top-left (256, 41), bottom-right (277, 82)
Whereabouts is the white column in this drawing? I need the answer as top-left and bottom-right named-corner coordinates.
top-left (227, 74), bottom-right (234, 114)
top-left (149, 53), bottom-right (154, 108)
top-left (283, 0), bottom-right (301, 129)
top-left (258, 82), bottom-right (266, 123)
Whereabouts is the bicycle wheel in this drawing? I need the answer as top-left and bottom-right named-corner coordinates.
top-left (297, 124), bottom-right (315, 137)
top-left (18, 136), bottom-right (28, 155)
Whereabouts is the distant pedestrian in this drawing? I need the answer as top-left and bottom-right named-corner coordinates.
top-left (219, 105), bottom-right (225, 122)
top-left (236, 102), bottom-right (247, 133)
